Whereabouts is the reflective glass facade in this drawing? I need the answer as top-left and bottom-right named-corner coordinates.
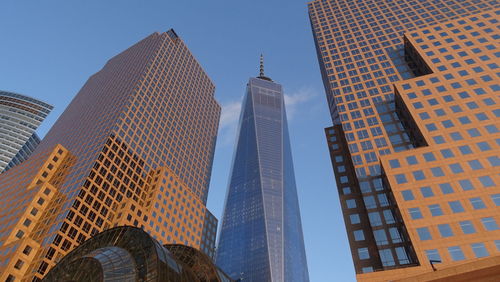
top-left (42, 226), bottom-right (233, 282)
top-left (308, 0), bottom-right (500, 280)
top-left (0, 91), bottom-right (52, 172)
top-left (216, 75), bottom-right (309, 282)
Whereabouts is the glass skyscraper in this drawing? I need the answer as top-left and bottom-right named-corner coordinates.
top-left (216, 58), bottom-right (309, 282)
top-left (0, 91), bottom-right (52, 172)
top-left (309, 0), bottom-right (500, 281)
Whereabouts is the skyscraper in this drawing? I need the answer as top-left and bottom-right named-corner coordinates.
top-left (0, 29), bottom-right (220, 281)
top-left (308, 0), bottom-right (499, 281)
top-left (216, 57), bottom-right (309, 282)
top-left (0, 91), bottom-right (53, 172)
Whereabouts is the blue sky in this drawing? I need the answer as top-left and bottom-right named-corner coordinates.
top-left (0, 1), bottom-right (355, 280)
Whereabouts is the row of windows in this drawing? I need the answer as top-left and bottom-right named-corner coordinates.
top-left (416, 217), bottom-right (499, 241)
top-left (408, 194), bottom-right (500, 219)
top-left (425, 241), bottom-right (499, 263)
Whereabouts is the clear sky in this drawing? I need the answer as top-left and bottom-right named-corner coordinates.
top-left (0, 1), bottom-right (355, 281)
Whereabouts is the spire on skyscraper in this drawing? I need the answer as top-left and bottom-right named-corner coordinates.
top-left (257, 54), bottom-right (272, 81)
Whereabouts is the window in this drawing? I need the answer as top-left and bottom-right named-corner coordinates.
top-left (406, 156), bottom-right (418, 165)
top-left (491, 194), bottom-right (500, 206)
top-left (417, 227), bottom-right (432, 240)
top-left (350, 214), bottom-right (361, 224)
top-left (358, 247), bottom-right (370, 259)
top-left (368, 212), bottom-right (382, 226)
top-left (449, 163), bottom-right (463, 174)
top-left (402, 190), bottom-right (414, 201)
top-left (448, 246), bottom-right (465, 261)
top-left (459, 145), bottom-right (472, 154)
top-left (415, 186), bottom-right (432, 199)
top-left (413, 170), bottom-right (426, 181)
top-left (14, 259), bottom-right (24, 270)
top-left (395, 174), bottom-right (408, 184)
top-left (389, 159), bottom-right (400, 168)
top-left (459, 220), bottom-right (476, 234)
top-left (429, 204), bottom-right (443, 216)
top-left (481, 217), bottom-right (499, 231)
top-left (379, 249), bottom-right (395, 266)
top-left (470, 197), bottom-right (486, 210)
top-left (440, 149), bottom-right (454, 158)
top-left (438, 224), bottom-right (454, 238)
top-left (459, 179), bottom-right (475, 191)
top-left (471, 243), bottom-right (489, 258)
top-left (354, 230), bottom-right (365, 241)
top-left (373, 229), bottom-right (388, 245)
top-left (23, 245), bottom-right (33, 255)
top-left (431, 167), bottom-right (445, 177)
top-left (362, 267), bottom-right (373, 273)
top-left (449, 201), bottom-right (465, 213)
top-left (479, 176), bottom-right (495, 187)
top-left (439, 183), bottom-right (454, 194)
top-left (423, 152), bottom-right (436, 162)
top-left (409, 208), bottom-right (423, 219)
top-left (346, 199), bottom-right (357, 209)
top-left (425, 249), bottom-right (441, 262)
top-left (468, 160), bottom-right (484, 170)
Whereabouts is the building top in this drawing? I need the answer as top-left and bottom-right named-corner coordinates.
top-left (257, 54), bottom-right (272, 81)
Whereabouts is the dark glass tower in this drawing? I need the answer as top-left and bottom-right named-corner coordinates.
top-left (216, 57), bottom-right (309, 282)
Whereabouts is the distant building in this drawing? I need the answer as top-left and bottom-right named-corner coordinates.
top-left (0, 29), bottom-right (220, 281)
top-left (0, 91), bottom-right (52, 172)
top-left (216, 57), bottom-right (309, 282)
top-left (309, 0), bottom-right (500, 281)
top-left (42, 226), bottom-right (233, 282)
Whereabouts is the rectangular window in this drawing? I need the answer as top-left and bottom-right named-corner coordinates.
top-left (350, 214), bottom-right (360, 224)
top-left (459, 179), bottom-right (475, 191)
top-left (425, 249), bottom-right (441, 262)
top-left (471, 243), bottom-right (489, 258)
top-left (448, 246), bottom-right (465, 261)
top-left (491, 194), bottom-right (500, 206)
top-left (429, 204), bottom-right (444, 216)
top-left (358, 248), bottom-right (369, 259)
top-left (459, 221), bottom-right (476, 234)
top-left (420, 186), bottom-right (434, 198)
top-left (346, 199), bottom-right (357, 209)
top-left (417, 227), bottom-right (432, 240)
top-left (481, 217), bottom-right (499, 231)
top-left (354, 230), bottom-right (365, 241)
top-left (409, 208), bottom-right (423, 219)
top-left (373, 230), bottom-right (388, 246)
top-left (449, 201), bottom-right (465, 213)
top-left (438, 224), bottom-right (454, 237)
top-left (439, 183), bottom-right (454, 194)
top-left (470, 197), bottom-right (486, 210)
top-left (402, 190), bottom-right (414, 201)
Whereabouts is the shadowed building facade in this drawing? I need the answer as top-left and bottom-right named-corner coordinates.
top-left (308, 0), bottom-right (500, 281)
top-left (216, 59), bottom-right (309, 282)
top-left (0, 29), bottom-right (220, 281)
top-left (0, 91), bottom-right (53, 172)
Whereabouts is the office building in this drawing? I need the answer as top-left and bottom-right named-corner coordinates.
top-left (0, 91), bottom-right (52, 172)
top-left (308, 0), bottom-right (500, 280)
top-left (0, 29), bottom-right (220, 281)
top-left (216, 57), bottom-right (309, 282)
top-left (42, 226), bottom-right (233, 282)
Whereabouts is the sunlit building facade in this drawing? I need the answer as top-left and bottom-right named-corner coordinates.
top-left (0, 91), bottom-right (52, 172)
top-left (309, 0), bottom-right (500, 280)
top-left (0, 29), bottom-right (220, 281)
top-left (216, 60), bottom-right (309, 282)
